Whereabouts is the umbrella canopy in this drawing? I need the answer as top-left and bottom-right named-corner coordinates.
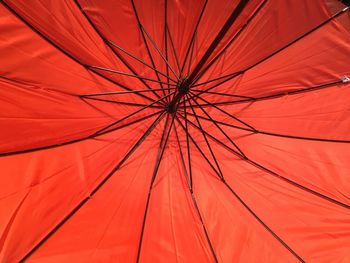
top-left (1, 0), bottom-right (350, 262)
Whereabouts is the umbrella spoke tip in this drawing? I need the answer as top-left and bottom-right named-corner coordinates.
top-left (340, 75), bottom-right (350, 83)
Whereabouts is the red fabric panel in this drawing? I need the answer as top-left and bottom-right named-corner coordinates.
top-left (0, 118), bottom-right (157, 262)
top-left (22, 138), bottom-right (160, 262)
top-left (0, 0), bottom-right (349, 262)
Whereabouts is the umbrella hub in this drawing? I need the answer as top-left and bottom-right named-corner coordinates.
top-left (166, 77), bottom-right (190, 113)
top-left (177, 77), bottom-right (190, 94)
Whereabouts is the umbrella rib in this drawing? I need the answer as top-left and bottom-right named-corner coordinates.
top-left (179, 111), bottom-right (350, 143)
top-left (178, 114), bottom-right (350, 209)
top-left (186, 30), bottom-right (197, 77)
top-left (19, 111), bottom-right (166, 262)
top-left (166, 24), bottom-right (182, 77)
top-left (184, 99), bottom-right (193, 189)
top-left (191, 71), bottom-right (241, 87)
top-left (187, 97), bottom-right (225, 181)
top-left (256, 129), bottom-right (350, 144)
top-left (0, 110), bottom-right (163, 157)
top-left (193, 0), bottom-right (268, 83)
top-left (129, 0), bottom-right (167, 94)
top-left (187, 0), bottom-right (250, 84)
top-left (73, 0), bottom-right (167, 101)
top-left (107, 40), bottom-right (178, 84)
top-left (81, 96), bottom-right (164, 108)
top-left (0, 74), bottom-right (168, 106)
top-left (189, 96), bottom-right (247, 158)
top-left (91, 91), bottom-right (174, 137)
top-left (136, 111), bottom-right (177, 262)
top-left (80, 88), bottom-right (175, 97)
top-left (0, 1), bottom-right (165, 106)
top-left (166, 23), bottom-right (183, 104)
top-left (178, 110), bottom-right (252, 132)
top-left (174, 123), bottom-right (191, 189)
top-left (189, 79), bottom-right (346, 107)
top-left (190, 6), bottom-right (349, 91)
top-left (220, 179), bottom-right (305, 262)
top-left (180, 0), bottom-right (208, 75)
top-left (164, 0), bottom-right (171, 101)
top-left (88, 65), bottom-right (177, 87)
top-left (140, 24), bottom-right (180, 80)
top-left (191, 88), bottom-right (254, 99)
top-left (189, 92), bottom-right (257, 132)
top-left (130, 0), bottom-right (178, 97)
top-left (174, 123), bottom-right (219, 263)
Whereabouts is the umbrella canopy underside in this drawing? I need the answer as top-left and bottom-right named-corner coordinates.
top-left (0, 0), bottom-right (350, 262)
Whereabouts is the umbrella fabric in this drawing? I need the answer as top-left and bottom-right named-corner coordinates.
top-left (1, 0), bottom-right (350, 262)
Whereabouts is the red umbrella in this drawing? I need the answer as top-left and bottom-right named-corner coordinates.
top-left (1, 0), bottom-right (350, 262)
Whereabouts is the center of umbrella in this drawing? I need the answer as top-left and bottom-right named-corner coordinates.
top-left (166, 77), bottom-right (190, 113)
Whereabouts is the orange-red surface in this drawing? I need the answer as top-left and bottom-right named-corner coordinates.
top-left (0, 0), bottom-right (349, 262)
